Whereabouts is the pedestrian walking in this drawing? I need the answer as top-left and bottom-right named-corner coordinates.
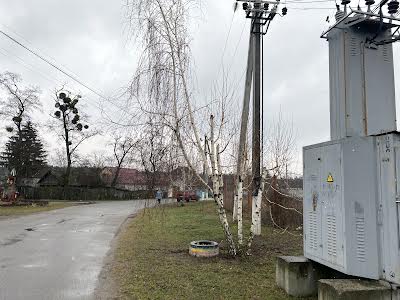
top-left (156, 190), bottom-right (162, 204)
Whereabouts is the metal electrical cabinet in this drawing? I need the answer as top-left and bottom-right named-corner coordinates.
top-left (304, 10), bottom-right (400, 285)
top-left (328, 21), bottom-right (396, 140)
top-left (304, 133), bottom-right (400, 283)
top-left (304, 136), bottom-right (380, 279)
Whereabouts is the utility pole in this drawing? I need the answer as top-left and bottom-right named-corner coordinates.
top-left (233, 32), bottom-right (254, 221)
top-left (234, 0), bottom-right (287, 235)
top-left (252, 2), bottom-right (262, 197)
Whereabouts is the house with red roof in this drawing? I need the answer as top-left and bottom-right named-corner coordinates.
top-left (100, 167), bottom-right (149, 191)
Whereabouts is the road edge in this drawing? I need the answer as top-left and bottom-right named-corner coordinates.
top-left (93, 212), bottom-right (138, 300)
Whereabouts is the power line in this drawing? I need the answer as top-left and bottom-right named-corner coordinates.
top-left (0, 43), bottom-right (134, 130)
top-left (227, 18), bottom-right (247, 75)
top-left (0, 45), bottom-right (103, 113)
top-left (0, 22), bottom-right (84, 82)
top-left (214, 13), bottom-right (236, 95)
top-left (0, 27), bottom-right (145, 128)
top-left (0, 29), bottom-right (108, 101)
top-left (0, 48), bottom-right (105, 126)
top-left (222, 14), bottom-right (236, 61)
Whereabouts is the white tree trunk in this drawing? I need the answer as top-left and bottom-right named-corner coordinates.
top-left (251, 171), bottom-right (266, 237)
top-left (237, 180), bottom-right (244, 246)
top-left (247, 172), bottom-right (266, 254)
top-left (209, 116), bottom-right (236, 256)
top-left (233, 194), bottom-right (238, 222)
top-left (251, 191), bottom-right (262, 236)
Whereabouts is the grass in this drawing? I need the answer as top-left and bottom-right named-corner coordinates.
top-left (111, 201), bottom-right (316, 300)
top-left (0, 201), bottom-right (75, 217)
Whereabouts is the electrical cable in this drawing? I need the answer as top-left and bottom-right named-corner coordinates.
top-left (0, 28), bottom-right (144, 128)
top-left (0, 22), bottom-right (83, 83)
top-left (215, 13), bottom-right (236, 87)
top-left (232, 18), bottom-right (255, 89)
top-left (226, 19), bottom-right (247, 76)
top-left (0, 48), bottom-right (105, 125)
top-left (0, 29), bottom-right (108, 101)
top-left (0, 47), bottom-right (64, 88)
top-left (0, 43), bottom-right (122, 127)
top-left (0, 46), bottom-right (98, 110)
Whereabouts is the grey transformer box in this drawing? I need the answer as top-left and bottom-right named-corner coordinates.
top-left (327, 18), bottom-right (397, 140)
top-left (303, 6), bottom-right (400, 284)
top-left (303, 133), bottom-right (400, 284)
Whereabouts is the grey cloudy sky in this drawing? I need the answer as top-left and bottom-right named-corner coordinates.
top-left (0, 0), bottom-right (399, 173)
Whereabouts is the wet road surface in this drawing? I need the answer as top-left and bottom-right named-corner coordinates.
top-left (0, 200), bottom-right (161, 300)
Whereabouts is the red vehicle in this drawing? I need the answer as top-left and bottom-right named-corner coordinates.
top-left (176, 191), bottom-right (199, 202)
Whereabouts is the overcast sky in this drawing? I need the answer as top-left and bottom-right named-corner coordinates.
top-left (0, 0), bottom-right (399, 174)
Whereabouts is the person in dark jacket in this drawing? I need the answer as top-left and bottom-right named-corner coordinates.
top-left (156, 190), bottom-right (162, 204)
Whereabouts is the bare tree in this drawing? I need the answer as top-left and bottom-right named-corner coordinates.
top-left (76, 151), bottom-right (110, 169)
top-left (111, 135), bottom-right (137, 187)
top-left (137, 116), bottom-right (170, 191)
top-left (125, 0), bottom-right (243, 256)
top-left (52, 90), bottom-right (96, 186)
top-left (0, 71), bottom-right (40, 137)
top-left (264, 112), bottom-right (296, 179)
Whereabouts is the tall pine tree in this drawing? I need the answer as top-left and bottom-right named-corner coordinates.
top-left (1, 122), bottom-right (47, 178)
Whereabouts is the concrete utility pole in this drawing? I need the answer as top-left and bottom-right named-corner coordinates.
top-left (252, 3), bottom-right (262, 196)
top-left (235, 0), bottom-right (286, 194)
top-left (234, 0), bottom-right (287, 233)
top-left (233, 32), bottom-right (254, 221)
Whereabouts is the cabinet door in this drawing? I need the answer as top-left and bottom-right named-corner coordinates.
top-left (320, 143), bottom-right (343, 267)
top-left (379, 135), bottom-right (400, 283)
top-left (304, 146), bottom-right (323, 259)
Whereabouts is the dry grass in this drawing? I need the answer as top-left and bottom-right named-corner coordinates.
top-left (0, 201), bottom-right (75, 218)
top-left (111, 201), bottom-right (315, 300)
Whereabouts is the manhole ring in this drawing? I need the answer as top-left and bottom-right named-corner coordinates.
top-left (189, 240), bottom-right (219, 258)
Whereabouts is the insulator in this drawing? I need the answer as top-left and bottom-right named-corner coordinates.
top-left (341, 0), bottom-right (350, 5)
top-left (335, 9), bottom-right (345, 20)
top-left (242, 2), bottom-right (249, 10)
top-left (282, 7), bottom-right (288, 15)
top-left (388, 0), bottom-right (399, 14)
top-left (264, 3), bottom-right (269, 10)
top-left (365, 0), bottom-right (375, 6)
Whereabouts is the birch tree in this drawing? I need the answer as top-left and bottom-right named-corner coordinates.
top-left (125, 0), bottom-right (277, 256)
top-left (125, 0), bottom-right (241, 256)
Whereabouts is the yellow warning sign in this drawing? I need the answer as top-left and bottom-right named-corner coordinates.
top-left (327, 173), bottom-right (334, 183)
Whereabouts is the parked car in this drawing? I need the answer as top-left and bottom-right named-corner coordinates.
top-left (176, 191), bottom-right (199, 202)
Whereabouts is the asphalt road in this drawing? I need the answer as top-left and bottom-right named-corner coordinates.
top-left (0, 200), bottom-right (162, 300)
